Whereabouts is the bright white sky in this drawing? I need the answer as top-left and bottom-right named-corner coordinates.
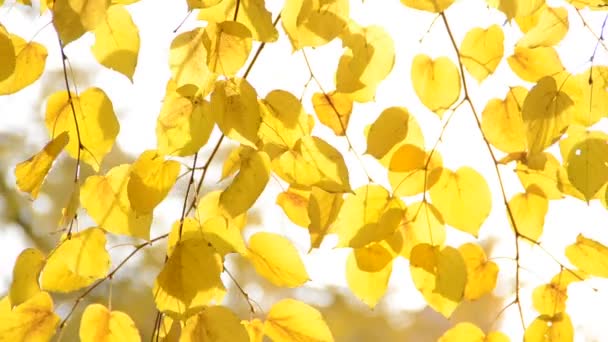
top-left (1, 0), bottom-right (608, 340)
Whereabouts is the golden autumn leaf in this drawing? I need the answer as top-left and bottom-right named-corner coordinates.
top-left (81, 164), bottom-right (152, 239)
top-left (515, 152), bottom-right (564, 199)
top-left (388, 144), bottom-right (443, 197)
top-left (439, 322), bottom-right (510, 342)
top-left (565, 234), bottom-right (608, 277)
top-left (458, 243), bottom-right (498, 301)
top-left (509, 186), bottom-right (548, 241)
top-left (9, 248), bottom-right (45, 307)
top-left (14, 132), bottom-right (69, 199)
top-left (514, 3), bottom-right (546, 33)
top-left (92, 4), bottom-right (140, 81)
top-left (197, 0), bottom-right (278, 42)
top-left (258, 89), bottom-right (310, 150)
top-left (524, 313), bottom-right (573, 341)
top-left (0, 33), bottom-right (47, 95)
top-left (517, 7), bottom-right (569, 48)
top-left (346, 243), bottom-right (394, 308)
top-left (247, 232), bottom-right (309, 287)
top-left (430, 167), bottom-right (491, 236)
top-left (564, 135), bottom-right (608, 201)
top-left (153, 237), bottom-right (226, 318)
top-left (308, 186), bottom-right (343, 249)
top-left (127, 150), bottom-right (180, 214)
top-left (169, 27), bottom-right (217, 94)
top-left (399, 201), bottom-right (447, 259)
top-left (181, 306), bottom-right (248, 342)
top-left (481, 86), bottom-right (528, 153)
top-left (574, 66), bottom-right (608, 127)
top-left (79, 304), bottom-right (141, 342)
top-left (196, 190), bottom-right (247, 233)
top-left (45, 87), bottom-right (119, 171)
top-left (400, 0), bottom-right (454, 12)
top-left (264, 299), bottom-right (334, 342)
top-left (0, 292), bottom-right (59, 341)
top-left (281, 0), bottom-right (349, 50)
top-left (494, 0), bottom-right (545, 19)
top-left (411, 54), bottom-right (461, 117)
top-left (0, 25), bottom-right (15, 82)
top-left (243, 318), bottom-right (264, 342)
top-left (532, 283), bottom-right (567, 316)
top-left (312, 92), bottom-right (353, 136)
top-left (40, 227), bottom-right (110, 293)
top-left (53, 0), bottom-right (110, 44)
top-left (459, 25), bottom-right (504, 82)
top-left (410, 243), bottom-right (466, 318)
top-left (203, 21), bottom-right (252, 76)
top-left (507, 46), bottom-right (564, 82)
top-left (166, 217), bottom-right (246, 258)
top-left (277, 187), bottom-right (311, 228)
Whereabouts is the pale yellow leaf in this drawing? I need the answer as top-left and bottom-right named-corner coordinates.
top-left (80, 304), bottom-right (141, 342)
top-left (264, 299), bottom-right (334, 342)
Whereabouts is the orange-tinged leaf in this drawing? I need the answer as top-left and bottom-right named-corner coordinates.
top-left (517, 7), bottom-right (568, 48)
top-left (281, 0), bottom-right (348, 50)
top-left (14, 132), bottom-right (69, 199)
top-left (481, 86), bottom-right (528, 153)
top-left (410, 244), bottom-right (466, 318)
top-left (507, 46), bottom-right (564, 82)
top-left (210, 77), bottom-right (261, 148)
top-left (366, 106), bottom-right (425, 161)
top-left (312, 92), bottom-right (353, 136)
top-left (509, 186), bottom-right (548, 241)
top-left (79, 304), bottom-right (141, 342)
top-left (430, 167), bottom-right (491, 236)
top-left (220, 148), bottom-right (270, 217)
top-left (203, 21), bottom-right (252, 76)
top-left (81, 164), bottom-right (152, 239)
top-left (169, 28), bottom-right (217, 94)
top-left (0, 25), bottom-right (15, 82)
top-left (45, 87), bottom-right (119, 171)
top-left (458, 243), bottom-right (498, 300)
top-left (400, 0), bottom-right (454, 12)
top-left (264, 298), bottom-right (334, 342)
top-left (277, 187), bottom-right (311, 228)
top-left (399, 201), bottom-right (446, 259)
top-left (9, 248), bottom-right (45, 307)
top-left (460, 25), bottom-right (504, 82)
top-left (153, 238), bottom-right (226, 318)
top-left (524, 313), bottom-right (573, 341)
top-left (308, 186), bottom-right (343, 249)
top-left (565, 234), bottom-right (608, 277)
top-left (411, 54), bottom-right (461, 117)
top-left (438, 322), bottom-right (484, 341)
top-left (0, 291), bottom-right (59, 341)
top-left (52, 0), bottom-right (110, 44)
top-left (388, 144), bottom-right (443, 197)
top-left (346, 243), bottom-right (393, 308)
top-left (197, 0), bottom-right (278, 42)
top-left (128, 150), bottom-right (180, 214)
top-left (247, 232), bottom-right (309, 287)
top-left (258, 90), bottom-right (310, 150)
top-left (565, 136), bottom-right (608, 201)
top-left (91, 4), bottom-right (140, 81)
top-left (40, 227), bottom-right (110, 292)
top-left (181, 306), bottom-right (248, 342)
top-left (0, 34), bottom-right (47, 95)
top-left (334, 184), bottom-right (404, 248)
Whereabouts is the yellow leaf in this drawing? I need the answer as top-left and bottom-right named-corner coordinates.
top-left (565, 136), bottom-right (608, 201)
top-left (458, 243), bottom-right (498, 300)
top-left (308, 186), bottom-right (343, 249)
top-left (430, 167), bottom-right (491, 236)
top-left (400, 0), bottom-right (454, 12)
top-left (264, 298), bottom-right (334, 342)
top-left (515, 3), bottom-right (546, 33)
top-left (92, 4), bottom-right (139, 81)
top-left (204, 21), bottom-right (252, 76)
top-left (481, 86), bottom-right (528, 153)
top-left (281, 0), bottom-right (349, 50)
top-left (127, 150), bottom-right (180, 214)
top-left (273, 136), bottom-right (351, 193)
top-left (399, 201), bottom-right (447, 259)
top-left (495, 0), bottom-right (545, 19)
top-left (388, 144), bottom-right (443, 197)
top-left (59, 182), bottom-right (81, 228)
top-left (53, 0), bottom-right (110, 44)
top-left (334, 184), bottom-right (404, 248)
top-left (565, 234), bottom-right (608, 277)
top-left (411, 54), bottom-right (461, 117)
top-left (45, 87), bottom-right (119, 171)
top-left (522, 76), bottom-right (574, 155)
top-left (0, 292), bottom-right (59, 341)
top-left (81, 164), bottom-right (152, 239)
top-left (515, 152), bottom-right (564, 199)
top-left (277, 187), bottom-right (311, 228)
top-left (243, 318), bottom-right (264, 342)
top-left (210, 77), bottom-right (261, 148)
top-left (9, 248), bottom-right (45, 307)
top-left (366, 107), bottom-right (425, 166)
top-left (169, 28), bottom-right (217, 93)
top-left (346, 243), bottom-right (393, 308)
top-left (0, 34), bottom-right (47, 95)
top-left (569, 0), bottom-right (608, 10)
top-left (574, 66), bottom-right (608, 127)
top-left (336, 23), bottom-right (395, 102)
top-left (156, 80), bottom-right (214, 156)
top-left (487, 331), bottom-right (510, 342)
top-left (258, 89), bottom-right (310, 150)
top-left (181, 306), bottom-right (248, 342)
top-left (524, 313), bottom-right (573, 341)
top-left (196, 0), bottom-right (278, 42)
top-left (40, 227), bottom-right (110, 292)
top-left (460, 25), bottom-right (504, 82)
top-left (220, 148), bottom-right (270, 217)
top-left (507, 46), bottom-right (564, 82)
top-left (188, 0), bottom-right (220, 8)
top-left (14, 132), bottom-right (69, 199)
top-left (0, 25), bottom-right (15, 82)
top-left (153, 238), bottom-right (225, 318)
top-left (168, 216), bottom-right (247, 259)
top-left (246, 232), bottom-right (309, 287)
top-left (80, 304), bottom-right (141, 342)
top-left (438, 322), bottom-right (484, 341)
top-left (196, 190), bottom-right (247, 233)
top-left (509, 186), bottom-right (548, 241)
top-left (517, 7), bottom-right (568, 48)
top-left (532, 283), bottom-right (567, 316)
top-left (221, 145), bottom-right (243, 181)
top-left (410, 244), bottom-right (466, 318)
top-left (312, 92), bottom-right (353, 136)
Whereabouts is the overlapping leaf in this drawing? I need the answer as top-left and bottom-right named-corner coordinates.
top-left (203, 21), bottom-right (252, 76)
top-left (197, 0), bottom-right (278, 42)
top-left (258, 89), bottom-right (310, 150)
top-left (399, 201), bottom-right (447, 259)
top-left (312, 92), bottom-right (353, 136)
top-left (346, 243), bottom-right (394, 308)
top-left (481, 86), bottom-right (528, 153)
top-left (53, 0), bottom-right (110, 44)
top-left (0, 33), bottom-right (47, 95)
top-left (458, 243), bottom-right (498, 300)
top-left (0, 292), bottom-right (59, 341)
top-left (281, 0), bottom-right (349, 50)
top-left (388, 144), bottom-right (443, 197)
top-left (127, 150), bottom-right (180, 214)
top-left (507, 47), bottom-right (564, 82)
top-left (169, 27), bottom-right (217, 94)
top-left (9, 248), bottom-right (45, 307)
top-left (181, 306), bottom-right (249, 342)
top-left (517, 6), bottom-right (569, 48)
